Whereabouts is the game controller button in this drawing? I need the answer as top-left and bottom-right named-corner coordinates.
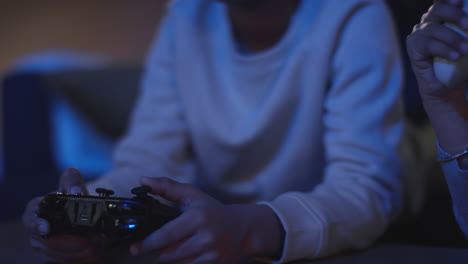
top-left (131, 186), bottom-right (152, 198)
top-left (96, 188), bottom-right (115, 197)
top-left (116, 203), bottom-right (134, 213)
top-left (125, 223), bottom-right (137, 229)
top-left (115, 218), bottom-right (138, 230)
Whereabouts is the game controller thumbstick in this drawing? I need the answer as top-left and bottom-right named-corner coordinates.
top-left (131, 186), bottom-right (152, 198)
top-left (96, 188), bottom-right (115, 197)
top-left (434, 0), bottom-right (468, 87)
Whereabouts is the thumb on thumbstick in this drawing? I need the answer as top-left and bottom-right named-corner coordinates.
top-left (58, 168), bottom-right (89, 195)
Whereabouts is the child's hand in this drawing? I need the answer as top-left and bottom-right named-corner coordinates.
top-left (22, 168), bottom-right (103, 264)
top-left (407, 0), bottom-right (468, 101)
top-left (131, 177), bottom-right (284, 264)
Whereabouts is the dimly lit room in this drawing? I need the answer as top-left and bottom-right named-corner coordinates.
top-left (2, 0), bottom-right (468, 263)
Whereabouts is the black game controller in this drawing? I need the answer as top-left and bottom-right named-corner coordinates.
top-left (38, 186), bottom-right (180, 242)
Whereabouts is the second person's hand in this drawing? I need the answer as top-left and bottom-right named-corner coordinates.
top-left (407, 0), bottom-right (468, 100)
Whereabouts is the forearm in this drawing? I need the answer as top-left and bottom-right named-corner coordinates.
top-left (260, 180), bottom-right (399, 262)
top-left (422, 92), bottom-right (468, 168)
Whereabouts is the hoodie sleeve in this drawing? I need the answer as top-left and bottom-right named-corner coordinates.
top-left (260, 1), bottom-right (405, 262)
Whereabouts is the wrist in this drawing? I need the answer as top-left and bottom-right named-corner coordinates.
top-left (422, 95), bottom-right (468, 124)
top-left (421, 88), bottom-right (468, 112)
top-left (422, 94), bottom-right (468, 154)
top-left (242, 204), bottom-right (285, 259)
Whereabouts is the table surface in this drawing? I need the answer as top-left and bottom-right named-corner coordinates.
top-left (2, 220), bottom-right (468, 264)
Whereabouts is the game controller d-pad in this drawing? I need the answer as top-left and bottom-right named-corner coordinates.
top-left (38, 186), bottom-right (180, 242)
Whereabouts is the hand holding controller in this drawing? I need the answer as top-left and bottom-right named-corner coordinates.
top-left (38, 186), bottom-right (180, 243)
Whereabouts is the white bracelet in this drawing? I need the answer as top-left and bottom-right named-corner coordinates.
top-left (438, 149), bottom-right (468, 162)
